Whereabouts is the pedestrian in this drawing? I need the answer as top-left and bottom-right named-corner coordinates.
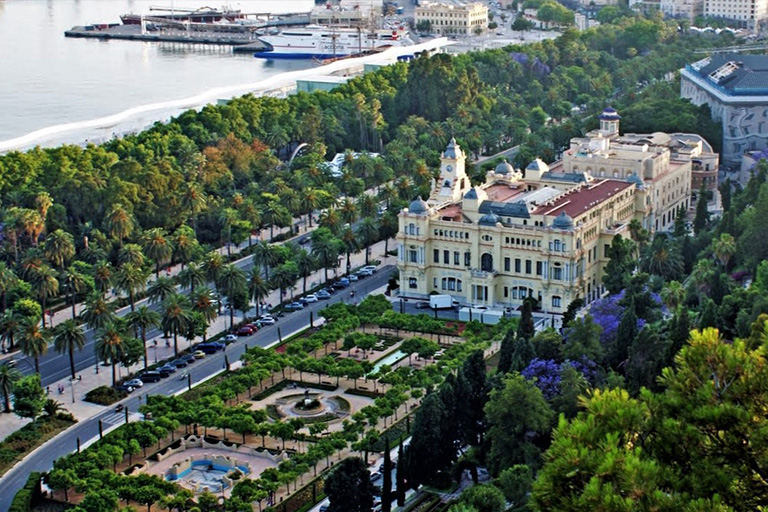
top-left (46, 386), bottom-right (50, 395)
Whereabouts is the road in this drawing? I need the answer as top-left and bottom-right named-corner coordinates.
top-left (11, 234), bottom-right (314, 387)
top-left (0, 267), bottom-right (393, 512)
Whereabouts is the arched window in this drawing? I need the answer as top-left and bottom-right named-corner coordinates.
top-left (481, 253), bottom-right (493, 272)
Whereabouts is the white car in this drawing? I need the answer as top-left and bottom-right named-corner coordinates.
top-left (125, 379), bottom-right (144, 388)
top-left (304, 294), bottom-right (319, 303)
top-left (224, 334), bottom-right (238, 343)
top-left (257, 317), bottom-right (276, 326)
top-left (361, 265), bottom-right (378, 273)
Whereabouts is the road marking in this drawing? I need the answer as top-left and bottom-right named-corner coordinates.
top-left (101, 411), bottom-right (141, 425)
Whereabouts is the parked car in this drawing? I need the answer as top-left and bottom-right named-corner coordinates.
top-left (224, 334), bottom-right (238, 343)
top-left (256, 317), bottom-right (276, 327)
top-left (236, 326), bottom-right (254, 336)
top-left (415, 301), bottom-right (431, 309)
top-left (171, 359), bottom-right (189, 368)
top-left (362, 265), bottom-right (378, 273)
top-left (323, 287), bottom-right (336, 294)
top-left (316, 290), bottom-right (331, 300)
top-left (284, 302), bottom-right (304, 311)
top-left (304, 294), bottom-right (319, 303)
top-left (116, 382), bottom-right (135, 393)
top-left (157, 364), bottom-right (177, 374)
top-left (298, 298), bottom-right (310, 306)
top-left (196, 343), bottom-right (219, 354)
top-left (348, 274), bottom-right (359, 282)
top-left (180, 354), bottom-right (196, 364)
top-left (125, 378), bottom-right (144, 389)
top-left (332, 278), bottom-right (350, 289)
top-left (193, 350), bottom-right (206, 359)
top-left (139, 371), bottom-right (162, 383)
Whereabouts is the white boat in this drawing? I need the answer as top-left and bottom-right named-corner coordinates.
top-left (253, 25), bottom-right (409, 60)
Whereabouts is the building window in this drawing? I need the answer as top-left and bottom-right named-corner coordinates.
top-left (504, 286), bottom-right (509, 298)
top-left (504, 257), bottom-right (511, 272)
top-left (433, 249), bottom-right (439, 264)
top-left (552, 296), bottom-right (562, 308)
top-left (464, 252), bottom-right (471, 266)
top-left (409, 250), bottom-right (418, 263)
top-left (409, 278), bottom-right (417, 289)
top-left (433, 278), bottom-right (437, 288)
top-left (554, 240), bottom-right (562, 252)
top-left (454, 251), bottom-right (460, 265)
top-left (443, 250), bottom-right (450, 265)
top-left (536, 261), bottom-right (542, 275)
top-left (553, 266), bottom-right (563, 280)
top-left (525, 260), bottom-right (532, 274)
top-left (515, 258), bottom-right (521, 273)
top-left (481, 253), bottom-right (493, 272)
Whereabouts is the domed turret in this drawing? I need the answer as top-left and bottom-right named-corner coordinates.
top-left (479, 212), bottom-right (500, 226)
top-left (443, 137), bottom-right (462, 159)
top-left (464, 188), bottom-right (478, 200)
top-left (495, 160), bottom-right (515, 175)
top-left (627, 173), bottom-right (644, 187)
top-left (408, 197), bottom-right (429, 215)
top-left (551, 211), bottom-right (574, 230)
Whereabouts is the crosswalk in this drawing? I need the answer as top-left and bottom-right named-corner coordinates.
top-left (101, 411), bottom-right (142, 426)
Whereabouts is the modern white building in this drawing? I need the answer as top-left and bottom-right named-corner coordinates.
top-left (681, 54), bottom-right (768, 165)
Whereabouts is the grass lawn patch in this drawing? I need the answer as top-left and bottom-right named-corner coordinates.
top-left (0, 416), bottom-right (77, 478)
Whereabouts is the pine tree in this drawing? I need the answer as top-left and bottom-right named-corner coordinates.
top-left (693, 185), bottom-right (709, 235)
top-left (699, 298), bottom-right (718, 329)
top-left (510, 336), bottom-right (536, 373)
top-left (612, 299), bottom-right (638, 370)
top-left (396, 441), bottom-right (405, 506)
top-left (562, 298), bottom-right (584, 329)
top-left (497, 329), bottom-right (515, 374)
top-left (382, 439), bottom-right (392, 512)
top-left (665, 308), bottom-right (691, 365)
top-left (516, 298), bottom-right (535, 341)
top-left (673, 205), bottom-right (687, 238)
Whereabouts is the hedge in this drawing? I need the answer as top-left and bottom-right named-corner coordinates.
top-left (9, 471), bottom-right (41, 512)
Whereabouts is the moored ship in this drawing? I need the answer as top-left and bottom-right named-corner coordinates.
top-left (120, 6), bottom-right (246, 25)
top-left (253, 25), bottom-right (409, 59)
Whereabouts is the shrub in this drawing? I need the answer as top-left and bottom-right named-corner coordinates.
top-left (84, 386), bottom-right (126, 405)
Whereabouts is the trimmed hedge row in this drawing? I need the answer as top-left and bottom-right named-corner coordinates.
top-left (9, 471), bottom-right (41, 512)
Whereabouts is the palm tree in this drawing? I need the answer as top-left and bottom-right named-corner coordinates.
top-left (218, 264), bottom-right (246, 329)
top-left (295, 249), bottom-right (317, 294)
top-left (357, 195), bottom-right (379, 219)
top-left (311, 230), bottom-right (341, 284)
top-left (0, 364), bottom-right (21, 412)
top-left (35, 192), bottom-right (53, 226)
top-left (172, 226), bottom-right (199, 270)
top-left (0, 312), bottom-right (20, 351)
top-left (31, 265), bottom-right (59, 328)
top-left (340, 227), bottom-right (359, 276)
top-left (379, 211), bottom-right (399, 257)
top-left (261, 201), bottom-right (291, 241)
top-left (148, 276), bottom-right (176, 304)
top-left (115, 263), bottom-right (148, 312)
top-left (641, 235), bottom-right (683, 281)
top-left (0, 263), bottom-right (19, 312)
top-left (60, 268), bottom-right (87, 320)
top-left (142, 228), bottom-right (173, 278)
top-left (106, 204), bottom-right (134, 247)
top-left (319, 208), bottom-right (342, 235)
top-left (300, 188), bottom-right (322, 229)
top-left (271, 264), bottom-right (297, 306)
top-left (253, 241), bottom-right (280, 282)
top-left (661, 281), bottom-right (685, 312)
top-left (178, 262), bottom-right (206, 295)
top-left (92, 260), bottom-right (114, 298)
top-left (81, 294), bottom-right (117, 332)
top-left (180, 183), bottom-right (207, 234)
top-left (161, 294), bottom-right (191, 356)
top-left (355, 217), bottom-right (380, 266)
top-left (43, 229), bottom-right (76, 270)
top-left (18, 318), bottom-right (49, 374)
top-left (202, 251), bottom-right (224, 311)
top-left (712, 233), bottom-right (736, 269)
top-left (628, 219), bottom-right (650, 258)
top-left (191, 288), bottom-right (217, 342)
top-left (219, 208), bottom-right (238, 257)
top-left (339, 198), bottom-right (358, 226)
top-left (53, 320), bottom-right (86, 380)
top-left (118, 243), bottom-right (145, 268)
top-left (95, 323), bottom-right (126, 386)
top-left (691, 259), bottom-right (716, 301)
top-left (126, 306), bottom-right (161, 369)
top-left (378, 183), bottom-right (398, 210)
top-left (248, 271), bottom-right (270, 317)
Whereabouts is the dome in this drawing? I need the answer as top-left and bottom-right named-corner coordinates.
top-left (598, 107), bottom-right (621, 121)
top-left (478, 212), bottom-right (500, 226)
top-left (408, 197), bottom-right (428, 215)
top-left (443, 137), bottom-right (462, 159)
top-left (495, 160), bottom-right (515, 175)
top-left (552, 212), bottom-right (574, 230)
top-left (464, 188), bottom-right (479, 200)
top-left (627, 173), bottom-right (644, 187)
top-left (526, 158), bottom-right (544, 171)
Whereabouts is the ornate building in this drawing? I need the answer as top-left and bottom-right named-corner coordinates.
top-left (397, 109), bottom-right (712, 313)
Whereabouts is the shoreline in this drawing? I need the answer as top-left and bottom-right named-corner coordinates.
top-left (0, 38), bottom-right (452, 154)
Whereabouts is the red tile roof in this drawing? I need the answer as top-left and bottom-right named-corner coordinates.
top-left (532, 179), bottom-right (633, 218)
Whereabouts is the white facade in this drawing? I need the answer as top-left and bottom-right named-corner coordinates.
top-left (415, 2), bottom-right (489, 35)
top-left (703, 0), bottom-right (768, 27)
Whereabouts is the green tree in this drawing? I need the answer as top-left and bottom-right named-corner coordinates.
top-left (693, 185), bottom-right (709, 235)
top-left (43, 229), bottom-right (76, 269)
top-left (516, 297), bottom-right (536, 341)
top-left (461, 485), bottom-right (507, 512)
top-left (142, 228), bottom-right (173, 278)
top-left (178, 261), bottom-right (206, 295)
top-left (81, 293), bottom-right (116, 331)
top-left (0, 262), bottom-right (18, 313)
top-left (61, 268), bottom-right (88, 320)
top-left (0, 363), bottom-right (21, 412)
top-left (325, 457), bottom-right (376, 512)
top-left (562, 315), bottom-right (603, 363)
top-left (602, 235), bottom-right (635, 294)
top-left (355, 217), bottom-right (379, 266)
top-left (31, 265), bottom-right (59, 328)
top-left (96, 322), bottom-right (126, 386)
top-left (126, 306), bottom-right (161, 369)
top-left (161, 293), bottom-right (191, 357)
top-left (485, 373), bottom-right (553, 474)
top-left (218, 264), bottom-right (247, 328)
top-left (496, 465), bottom-right (533, 511)
top-left (53, 319), bottom-right (86, 380)
top-left (18, 317), bottom-right (49, 374)
top-left (115, 263), bottom-right (149, 312)
top-left (12, 374), bottom-right (46, 420)
top-left (106, 204), bottom-right (134, 247)
top-left (311, 228), bottom-right (342, 283)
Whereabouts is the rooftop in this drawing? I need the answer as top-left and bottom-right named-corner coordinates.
top-left (532, 179), bottom-right (633, 218)
top-left (687, 54), bottom-right (768, 96)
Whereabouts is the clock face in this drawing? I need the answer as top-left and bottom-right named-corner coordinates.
top-left (446, 165), bottom-right (453, 173)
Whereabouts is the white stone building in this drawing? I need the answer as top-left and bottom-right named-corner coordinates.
top-left (415, 2), bottom-right (489, 35)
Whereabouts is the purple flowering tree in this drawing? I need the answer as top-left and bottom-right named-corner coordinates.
top-left (522, 358), bottom-right (599, 399)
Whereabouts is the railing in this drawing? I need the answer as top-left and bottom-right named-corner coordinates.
top-left (470, 269), bottom-right (497, 279)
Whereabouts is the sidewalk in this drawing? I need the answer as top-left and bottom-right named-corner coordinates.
top-left (0, 238), bottom-right (397, 442)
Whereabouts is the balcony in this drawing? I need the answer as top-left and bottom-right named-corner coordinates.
top-left (470, 269), bottom-right (498, 279)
